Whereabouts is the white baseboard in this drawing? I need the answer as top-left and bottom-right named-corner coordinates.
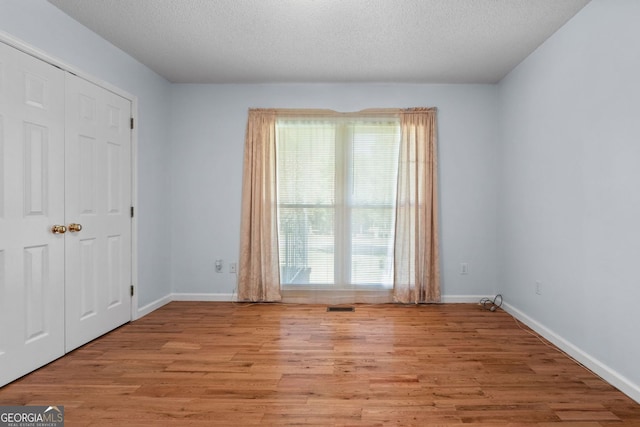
top-left (503, 302), bottom-right (640, 405)
top-left (165, 293), bottom-right (487, 304)
top-left (171, 293), bottom-right (237, 302)
top-left (135, 294), bottom-right (172, 320)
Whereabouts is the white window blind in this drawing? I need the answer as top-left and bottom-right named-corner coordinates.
top-left (276, 117), bottom-right (400, 290)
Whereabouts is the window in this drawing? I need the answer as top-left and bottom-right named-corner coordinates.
top-left (239, 107), bottom-right (439, 304)
top-left (276, 117), bottom-right (400, 290)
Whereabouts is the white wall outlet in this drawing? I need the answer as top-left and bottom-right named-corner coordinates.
top-left (215, 259), bottom-right (223, 273)
top-left (535, 280), bottom-right (542, 295)
top-left (229, 262), bottom-right (237, 273)
top-left (460, 262), bottom-right (469, 275)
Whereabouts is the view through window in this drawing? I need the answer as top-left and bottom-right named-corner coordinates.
top-left (276, 117), bottom-right (400, 290)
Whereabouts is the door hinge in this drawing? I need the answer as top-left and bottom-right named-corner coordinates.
top-left (130, 117), bottom-right (134, 130)
top-left (130, 285), bottom-right (134, 297)
top-left (130, 206), bottom-right (134, 218)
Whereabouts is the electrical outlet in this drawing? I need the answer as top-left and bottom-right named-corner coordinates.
top-left (535, 281), bottom-right (542, 295)
top-left (215, 259), bottom-right (223, 273)
top-left (460, 262), bottom-right (469, 275)
top-left (229, 262), bottom-right (237, 273)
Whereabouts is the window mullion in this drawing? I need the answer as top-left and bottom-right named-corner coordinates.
top-left (333, 123), bottom-right (343, 288)
top-left (343, 122), bottom-right (354, 288)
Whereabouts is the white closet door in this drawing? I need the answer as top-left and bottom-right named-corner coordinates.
top-left (64, 74), bottom-right (132, 352)
top-left (0, 42), bottom-right (66, 386)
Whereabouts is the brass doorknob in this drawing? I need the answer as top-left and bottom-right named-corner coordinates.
top-left (51, 225), bottom-right (67, 234)
top-left (68, 223), bottom-right (83, 232)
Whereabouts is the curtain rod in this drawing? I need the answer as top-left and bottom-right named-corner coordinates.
top-left (248, 107), bottom-right (437, 117)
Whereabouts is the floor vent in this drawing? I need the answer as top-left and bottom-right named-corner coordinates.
top-left (327, 306), bottom-right (355, 312)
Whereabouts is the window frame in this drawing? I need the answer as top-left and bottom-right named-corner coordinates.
top-left (275, 116), bottom-right (400, 291)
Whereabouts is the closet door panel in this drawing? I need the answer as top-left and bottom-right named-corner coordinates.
top-left (64, 74), bottom-right (132, 352)
top-left (0, 42), bottom-right (65, 387)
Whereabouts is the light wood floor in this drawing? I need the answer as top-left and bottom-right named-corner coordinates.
top-left (1, 302), bottom-right (639, 426)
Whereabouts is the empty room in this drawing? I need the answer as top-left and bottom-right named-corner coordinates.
top-left (1, 0), bottom-right (639, 425)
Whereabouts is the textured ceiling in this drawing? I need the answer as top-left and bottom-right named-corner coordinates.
top-left (47, 0), bottom-right (591, 84)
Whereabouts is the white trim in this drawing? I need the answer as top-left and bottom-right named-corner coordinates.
top-left (130, 98), bottom-right (139, 320)
top-left (0, 30), bottom-right (135, 101)
top-left (0, 30), bottom-right (140, 323)
top-left (171, 293), bottom-right (237, 302)
top-left (136, 295), bottom-right (172, 319)
top-left (503, 302), bottom-right (640, 405)
top-left (166, 293), bottom-right (487, 304)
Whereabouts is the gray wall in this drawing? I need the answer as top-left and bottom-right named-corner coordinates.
top-left (0, 0), bottom-right (173, 308)
top-left (498, 0), bottom-right (640, 400)
top-left (169, 83), bottom-right (499, 299)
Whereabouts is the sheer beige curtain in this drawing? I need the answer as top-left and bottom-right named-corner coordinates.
top-left (393, 108), bottom-right (441, 303)
top-left (238, 109), bottom-right (282, 301)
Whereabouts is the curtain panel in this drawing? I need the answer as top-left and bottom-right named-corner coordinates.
top-left (238, 110), bottom-right (282, 302)
top-left (393, 108), bottom-right (441, 303)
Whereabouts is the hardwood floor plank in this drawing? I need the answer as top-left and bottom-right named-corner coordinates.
top-left (1, 302), bottom-right (639, 425)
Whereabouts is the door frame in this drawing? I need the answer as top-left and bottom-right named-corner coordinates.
top-left (0, 30), bottom-right (140, 321)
